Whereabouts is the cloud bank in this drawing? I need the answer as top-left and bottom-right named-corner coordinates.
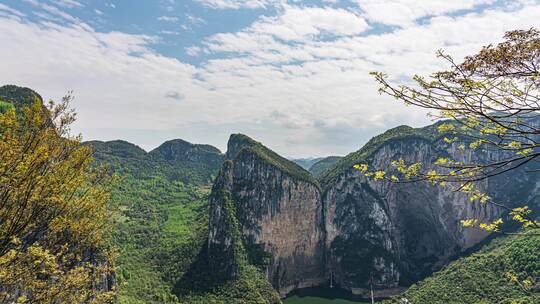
top-left (1, 1), bottom-right (539, 157)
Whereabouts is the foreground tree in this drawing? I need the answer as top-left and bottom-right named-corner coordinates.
top-left (364, 28), bottom-right (540, 232)
top-left (0, 94), bottom-right (115, 303)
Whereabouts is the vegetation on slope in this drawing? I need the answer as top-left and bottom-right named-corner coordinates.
top-left (309, 156), bottom-right (342, 177)
top-left (318, 124), bottom-right (445, 190)
top-left (175, 186), bottom-right (280, 304)
top-left (0, 100), bottom-right (13, 113)
top-left (383, 231), bottom-right (540, 304)
top-left (292, 157), bottom-right (325, 170)
top-left (179, 264), bottom-right (280, 304)
top-left (88, 138), bottom-right (224, 303)
top-left (90, 136), bottom-right (279, 304)
top-left (0, 84), bottom-right (42, 110)
top-left (149, 139), bottom-right (224, 183)
top-left (228, 133), bottom-right (319, 186)
top-left (0, 89), bottom-right (115, 303)
top-left (87, 138), bottom-right (223, 186)
top-left (111, 175), bottom-right (209, 304)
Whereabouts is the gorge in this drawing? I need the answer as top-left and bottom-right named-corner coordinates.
top-left (2, 85), bottom-right (539, 304)
top-left (204, 125), bottom-right (540, 301)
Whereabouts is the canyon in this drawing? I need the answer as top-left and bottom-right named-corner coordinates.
top-left (206, 125), bottom-right (540, 300)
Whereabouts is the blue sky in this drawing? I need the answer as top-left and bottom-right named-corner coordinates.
top-left (1, 0), bottom-right (539, 157)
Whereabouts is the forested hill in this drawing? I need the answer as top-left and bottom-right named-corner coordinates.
top-left (291, 157), bottom-right (325, 170)
top-left (86, 137), bottom-right (224, 185)
top-left (0, 84), bottom-right (42, 110)
top-left (85, 138), bottom-right (224, 303)
top-left (291, 156), bottom-right (343, 177)
top-left (309, 156), bottom-right (342, 177)
top-left (4, 84), bottom-right (539, 304)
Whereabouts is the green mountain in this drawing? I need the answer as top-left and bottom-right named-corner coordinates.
top-left (383, 231), bottom-right (540, 304)
top-left (202, 123), bottom-right (540, 302)
top-left (87, 138), bottom-right (224, 185)
top-left (85, 138), bottom-right (224, 304)
top-left (0, 84), bottom-right (43, 110)
top-left (318, 124), bottom-right (439, 190)
top-left (4, 84), bottom-right (539, 304)
top-left (291, 157), bottom-right (325, 170)
top-left (185, 133), bottom-right (320, 303)
top-left (227, 133), bottom-right (318, 185)
top-left (291, 156), bottom-right (343, 177)
top-left (309, 156), bottom-right (342, 177)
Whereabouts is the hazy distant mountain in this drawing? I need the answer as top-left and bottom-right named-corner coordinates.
top-left (290, 157), bottom-right (325, 170)
top-left (308, 156), bottom-right (342, 177)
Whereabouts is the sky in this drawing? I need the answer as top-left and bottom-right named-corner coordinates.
top-left (0, 0), bottom-right (539, 157)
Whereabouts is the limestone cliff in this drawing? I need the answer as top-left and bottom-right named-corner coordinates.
top-left (207, 126), bottom-right (540, 299)
top-left (207, 134), bottom-right (325, 297)
top-left (321, 124), bottom-right (538, 297)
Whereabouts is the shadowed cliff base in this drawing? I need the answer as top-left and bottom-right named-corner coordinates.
top-left (174, 241), bottom-right (281, 303)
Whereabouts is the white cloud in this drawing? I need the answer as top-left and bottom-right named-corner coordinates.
top-left (2, 2), bottom-right (540, 156)
top-left (0, 4), bottom-right (26, 17)
top-left (0, 17), bottom-right (197, 133)
top-left (184, 2), bottom-right (540, 155)
top-left (251, 6), bottom-right (369, 41)
top-left (355, 0), bottom-right (496, 27)
top-left (23, 0), bottom-right (78, 22)
top-left (202, 5), bottom-right (369, 49)
top-left (185, 46), bottom-right (203, 56)
top-left (50, 0), bottom-right (84, 8)
top-left (181, 14), bottom-right (206, 31)
top-left (195, 0), bottom-right (274, 9)
top-left (160, 30), bottom-right (181, 35)
top-left (157, 15), bottom-right (179, 22)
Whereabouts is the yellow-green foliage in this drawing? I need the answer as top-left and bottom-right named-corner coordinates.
top-left (0, 100), bottom-right (13, 113)
top-left (369, 29), bottom-right (540, 232)
top-left (0, 100), bottom-right (115, 303)
top-left (383, 231), bottom-right (540, 304)
top-left (320, 124), bottom-right (440, 190)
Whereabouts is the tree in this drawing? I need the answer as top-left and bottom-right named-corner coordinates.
top-left (0, 94), bottom-right (115, 303)
top-left (362, 28), bottom-right (540, 232)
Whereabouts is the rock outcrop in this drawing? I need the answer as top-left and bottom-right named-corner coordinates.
top-left (208, 134), bottom-right (325, 297)
top-left (207, 126), bottom-right (540, 299)
top-left (322, 124), bottom-right (539, 296)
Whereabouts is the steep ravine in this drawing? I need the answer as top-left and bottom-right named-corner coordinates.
top-left (205, 128), bottom-right (540, 300)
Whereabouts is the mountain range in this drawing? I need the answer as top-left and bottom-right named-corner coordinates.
top-left (2, 85), bottom-right (539, 304)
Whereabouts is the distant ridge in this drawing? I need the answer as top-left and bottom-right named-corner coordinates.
top-left (309, 156), bottom-right (342, 177)
top-left (85, 137), bottom-right (223, 185)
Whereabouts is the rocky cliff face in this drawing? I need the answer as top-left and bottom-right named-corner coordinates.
top-left (207, 127), bottom-right (540, 299)
top-left (208, 134), bottom-right (325, 297)
top-left (322, 125), bottom-right (539, 297)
